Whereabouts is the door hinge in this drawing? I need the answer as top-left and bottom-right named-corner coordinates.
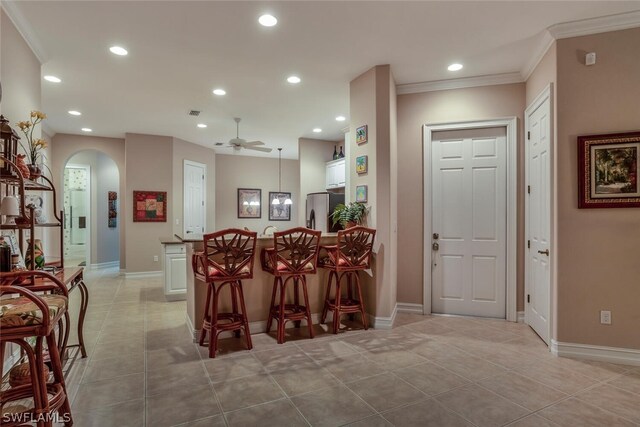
top-left (527, 294), bottom-right (530, 303)
top-left (202, 201), bottom-right (204, 206)
top-left (528, 185), bottom-right (531, 194)
top-left (527, 131), bottom-right (530, 140)
top-left (202, 175), bottom-right (205, 180)
top-left (527, 240), bottom-right (530, 249)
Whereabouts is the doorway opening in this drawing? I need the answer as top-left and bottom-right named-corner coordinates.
top-left (63, 150), bottom-right (120, 268)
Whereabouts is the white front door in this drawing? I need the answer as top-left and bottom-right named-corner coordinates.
top-left (431, 127), bottom-right (507, 318)
top-left (525, 88), bottom-right (552, 344)
top-left (183, 160), bottom-right (206, 236)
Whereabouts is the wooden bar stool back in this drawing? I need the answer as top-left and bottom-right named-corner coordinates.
top-left (0, 271), bottom-right (73, 426)
top-left (261, 227), bottom-right (321, 344)
top-left (193, 228), bottom-right (257, 358)
top-left (319, 226), bottom-right (376, 333)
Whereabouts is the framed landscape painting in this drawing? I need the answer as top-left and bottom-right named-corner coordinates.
top-left (238, 188), bottom-right (261, 218)
top-left (578, 131), bottom-right (640, 208)
top-left (133, 191), bottom-right (167, 222)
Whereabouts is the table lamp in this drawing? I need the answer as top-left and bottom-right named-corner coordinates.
top-left (1, 196), bottom-right (20, 225)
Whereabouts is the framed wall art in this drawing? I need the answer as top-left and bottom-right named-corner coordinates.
top-left (268, 192), bottom-right (292, 221)
top-left (238, 188), bottom-right (261, 218)
top-left (356, 125), bottom-right (368, 145)
top-left (578, 131), bottom-right (640, 208)
top-left (355, 185), bottom-right (368, 203)
top-left (108, 191), bottom-right (117, 228)
top-left (133, 190), bottom-right (167, 222)
top-left (356, 155), bottom-right (368, 174)
top-left (0, 230), bottom-right (25, 269)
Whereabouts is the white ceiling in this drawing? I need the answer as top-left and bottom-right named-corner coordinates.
top-left (5, 1), bottom-right (640, 159)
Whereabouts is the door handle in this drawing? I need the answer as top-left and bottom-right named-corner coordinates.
top-left (432, 242), bottom-right (439, 251)
top-left (537, 249), bottom-right (549, 256)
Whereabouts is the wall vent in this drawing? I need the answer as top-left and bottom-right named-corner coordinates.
top-left (188, 110), bottom-right (201, 116)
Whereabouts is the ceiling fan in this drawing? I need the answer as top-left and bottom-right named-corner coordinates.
top-left (216, 118), bottom-right (273, 153)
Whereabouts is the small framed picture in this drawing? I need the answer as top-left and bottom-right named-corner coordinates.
top-left (238, 188), bottom-right (262, 218)
top-left (268, 192), bottom-right (292, 221)
top-left (0, 230), bottom-right (25, 269)
top-left (578, 131), bottom-right (640, 208)
top-left (355, 185), bottom-right (368, 203)
top-left (133, 191), bottom-right (167, 222)
top-left (356, 155), bottom-right (368, 174)
top-left (356, 125), bottom-right (368, 145)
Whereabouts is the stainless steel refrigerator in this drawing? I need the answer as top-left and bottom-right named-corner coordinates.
top-left (306, 192), bottom-right (344, 233)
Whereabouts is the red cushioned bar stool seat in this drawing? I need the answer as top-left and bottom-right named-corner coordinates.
top-left (192, 229), bottom-right (257, 358)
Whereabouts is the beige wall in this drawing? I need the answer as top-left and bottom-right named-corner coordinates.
top-left (298, 137), bottom-right (338, 225)
top-left (215, 154), bottom-right (300, 233)
top-left (52, 134), bottom-right (126, 268)
top-left (125, 133), bottom-right (173, 273)
top-left (526, 43), bottom-right (557, 107)
top-left (396, 83), bottom-right (526, 310)
top-left (349, 65), bottom-right (398, 319)
top-left (172, 137), bottom-right (216, 235)
top-left (556, 28), bottom-right (640, 349)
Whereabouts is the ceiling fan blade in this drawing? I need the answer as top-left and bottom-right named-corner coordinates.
top-left (242, 140), bottom-right (265, 146)
top-left (244, 146), bottom-right (273, 153)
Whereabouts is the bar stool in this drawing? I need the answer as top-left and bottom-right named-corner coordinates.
top-left (319, 226), bottom-right (376, 334)
top-left (261, 227), bottom-right (321, 344)
top-left (193, 229), bottom-right (257, 358)
top-left (0, 271), bottom-right (73, 426)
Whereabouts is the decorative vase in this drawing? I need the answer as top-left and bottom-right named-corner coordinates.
top-left (15, 154), bottom-right (30, 179)
top-left (27, 164), bottom-right (42, 180)
top-left (25, 238), bottom-right (45, 269)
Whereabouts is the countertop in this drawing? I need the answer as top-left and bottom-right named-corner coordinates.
top-left (162, 232), bottom-right (338, 244)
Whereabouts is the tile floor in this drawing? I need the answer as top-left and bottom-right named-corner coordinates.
top-left (60, 268), bottom-right (640, 427)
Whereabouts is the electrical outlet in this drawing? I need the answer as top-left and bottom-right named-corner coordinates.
top-left (153, 255), bottom-right (159, 262)
top-left (600, 310), bottom-right (611, 325)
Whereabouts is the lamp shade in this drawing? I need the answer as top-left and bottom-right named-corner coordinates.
top-left (1, 196), bottom-right (20, 224)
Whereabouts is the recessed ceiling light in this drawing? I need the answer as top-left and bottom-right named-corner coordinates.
top-left (43, 75), bottom-right (61, 83)
top-left (212, 88), bottom-right (226, 96)
top-left (448, 63), bottom-right (463, 71)
top-left (312, 128), bottom-right (322, 133)
top-left (68, 110), bottom-right (82, 116)
top-left (287, 76), bottom-right (301, 84)
top-left (109, 46), bottom-right (128, 56)
top-left (81, 128), bottom-right (92, 132)
top-left (258, 14), bottom-right (277, 27)
top-left (335, 116), bottom-right (346, 122)
top-left (197, 123), bottom-right (207, 128)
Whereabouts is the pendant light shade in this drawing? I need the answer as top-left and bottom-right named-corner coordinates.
top-left (273, 148), bottom-right (293, 206)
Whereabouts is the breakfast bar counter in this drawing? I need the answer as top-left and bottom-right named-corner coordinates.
top-left (174, 233), bottom-right (338, 340)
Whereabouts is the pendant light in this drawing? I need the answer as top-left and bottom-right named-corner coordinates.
top-left (272, 148), bottom-right (293, 205)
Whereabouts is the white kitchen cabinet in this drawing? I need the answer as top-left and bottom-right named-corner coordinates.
top-left (326, 158), bottom-right (346, 189)
top-left (163, 244), bottom-right (186, 300)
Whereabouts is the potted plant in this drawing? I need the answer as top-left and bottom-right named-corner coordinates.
top-left (16, 111), bottom-right (48, 180)
top-left (330, 202), bottom-right (369, 229)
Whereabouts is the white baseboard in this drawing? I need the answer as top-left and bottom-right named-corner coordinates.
top-left (397, 302), bottom-right (424, 314)
top-left (371, 303), bottom-right (398, 330)
top-left (89, 261), bottom-right (120, 270)
top-left (124, 271), bottom-right (162, 279)
top-left (517, 311), bottom-right (525, 323)
top-left (551, 339), bottom-right (640, 367)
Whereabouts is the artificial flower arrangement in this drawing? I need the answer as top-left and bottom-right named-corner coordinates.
top-left (16, 111), bottom-right (47, 178)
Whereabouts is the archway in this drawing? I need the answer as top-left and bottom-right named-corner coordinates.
top-left (63, 150), bottom-right (120, 268)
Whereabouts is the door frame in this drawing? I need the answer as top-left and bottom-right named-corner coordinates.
top-left (183, 160), bottom-right (207, 236)
top-left (524, 84), bottom-right (554, 344)
top-left (423, 117), bottom-right (518, 321)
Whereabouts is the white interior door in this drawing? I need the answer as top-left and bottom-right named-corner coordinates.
top-left (525, 89), bottom-right (552, 344)
top-left (431, 127), bottom-right (507, 318)
top-left (184, 161), bottom-right (206, 236)
top-left (70, 189), bottom-right (87, 245)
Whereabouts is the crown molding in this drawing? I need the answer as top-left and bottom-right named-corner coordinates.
top-left (521, 30), bottom-right (555, 82)
top-left (1, 1), bottom-right (48, 64)
top-left (397, 72), bottom-right (523, 95)
top-left (548, 10), bottom-right (640, 40)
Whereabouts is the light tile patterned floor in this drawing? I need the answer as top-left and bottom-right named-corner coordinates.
top-left (61, 268), bottom-right (640, 427)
